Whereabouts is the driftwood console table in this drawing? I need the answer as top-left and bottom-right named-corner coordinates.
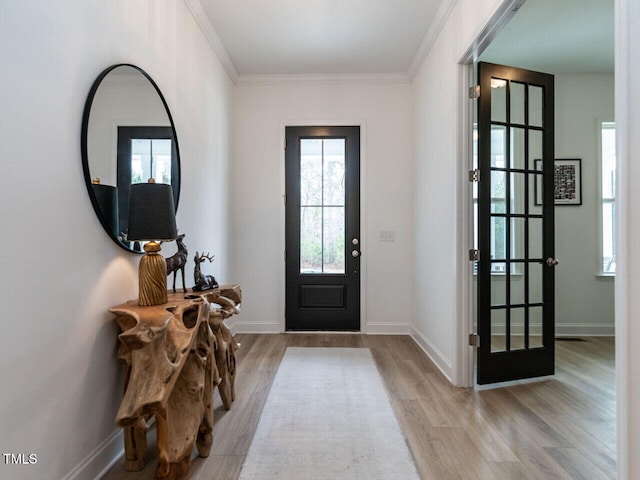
top-left (110, 285), bottom-right (241, 480)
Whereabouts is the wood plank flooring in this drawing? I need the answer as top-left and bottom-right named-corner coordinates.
top-left (101, 335), bottom-right (615, 480)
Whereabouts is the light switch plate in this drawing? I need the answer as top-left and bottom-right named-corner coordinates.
top-left (379, 230), bottom-right (395, 242)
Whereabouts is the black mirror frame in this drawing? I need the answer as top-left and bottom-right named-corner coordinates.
top-left (81, 63), bottom-right (181, 253)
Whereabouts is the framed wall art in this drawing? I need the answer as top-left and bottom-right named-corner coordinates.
top-left (534, 158), bottom-right (582, 206)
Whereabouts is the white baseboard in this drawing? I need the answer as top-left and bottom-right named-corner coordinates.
top-left (231, 322), bottom-right (414, 335)
top-left (555, 323), bottom-right (615, 336)
top-left (232, 321), bottom-right (282, 334)
top-left (225, 316), bottom-right (240, 336)
top-left (62, 429), bottom-right (123, 480)
top-left (365, 323), bottom-right (412, 335)
top-left (409, 326), bottom-right (454, 382)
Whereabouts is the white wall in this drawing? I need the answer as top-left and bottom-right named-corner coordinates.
top-left (0, 2), bottom-right (233, 479)
top-left (411, 0), bottom-right (504, 383)
top-left (231, 82), bottom-right (413, 334)
top-left (554, 73), bottom-right (615, 335)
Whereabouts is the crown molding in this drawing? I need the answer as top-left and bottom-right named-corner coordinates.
top-left (237, 72), bottom-right (411, 86)
top-left (408, 0), bottom-right (458, 80)
top-left (183, 0), bottom-right (239, 83)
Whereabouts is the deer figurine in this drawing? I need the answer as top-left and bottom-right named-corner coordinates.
top-left (193, 251), bottom-right (219, 291)
top-left (165, 233), bottom-right (188, 293)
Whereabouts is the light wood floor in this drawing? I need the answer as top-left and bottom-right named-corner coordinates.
top-left (102, 334), bottom-right (616, 480)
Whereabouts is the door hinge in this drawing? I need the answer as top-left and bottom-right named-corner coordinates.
top-left (469, 85), bottom-right (480, 99)
top-left (469, 249), bottom-right (480, 261)
top-left (469, 169), bottom-right (480, 182)
top-left (469, 333), bottom-right (480, 347)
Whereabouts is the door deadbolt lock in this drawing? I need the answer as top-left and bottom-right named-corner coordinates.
top-left (352, 238), bottom-right (359, 245)
top-left (352, 250), bottom-right (360, 258)
top-left (545, 257), bottom-right (559, 267)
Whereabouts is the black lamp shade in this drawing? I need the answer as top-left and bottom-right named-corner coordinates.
top-left (127, 182), bottom-right (177, 241)
top-left (91, 183), bottom-right (119, 238)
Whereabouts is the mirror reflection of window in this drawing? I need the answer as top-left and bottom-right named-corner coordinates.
top-left (131, 138), bottom-right (172, 184)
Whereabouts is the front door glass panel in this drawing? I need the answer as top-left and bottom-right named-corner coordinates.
top-left (300, 138), bottom-right (346, 274)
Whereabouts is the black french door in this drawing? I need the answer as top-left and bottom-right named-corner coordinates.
top-left (285, 126), bottom-right (360, 331)
top-left (476, 62), bottom-right (556, 384)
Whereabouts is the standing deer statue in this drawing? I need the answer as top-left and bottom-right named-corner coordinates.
top-left (165, 234), bottom-right (188, 293)
top-left (193, 251), bottom-right (219, 291)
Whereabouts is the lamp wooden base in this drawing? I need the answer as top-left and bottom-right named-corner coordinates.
top-left (138, 241), bottom-right (168, 306)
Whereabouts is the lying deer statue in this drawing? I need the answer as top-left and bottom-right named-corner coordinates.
top-left (193, 252), bottom-right (219, 291)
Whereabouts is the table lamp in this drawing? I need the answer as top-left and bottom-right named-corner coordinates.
top-left (127, 180), bottom-right (177, 306)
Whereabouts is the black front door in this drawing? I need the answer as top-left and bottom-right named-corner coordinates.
top-left (285, 126), bottom-right (360, 331)
top-left (476, 62), bottom-right (556, 384)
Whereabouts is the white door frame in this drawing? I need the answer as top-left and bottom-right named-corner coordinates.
top-left (456, 0), bottom-right (525, 388)
top-left (280, 120), bottom-right (368, 333)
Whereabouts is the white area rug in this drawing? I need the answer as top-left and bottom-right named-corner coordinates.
top-left (238, 347), bottom-right (421, 480)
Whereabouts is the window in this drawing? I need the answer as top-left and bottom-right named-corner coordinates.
top-left (601, 122), bottom-right (616, 274)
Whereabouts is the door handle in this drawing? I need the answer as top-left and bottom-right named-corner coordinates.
top-left (545, 257), bottom-right (559, 267)
top-left (352, 250), bottom-right (360, 258)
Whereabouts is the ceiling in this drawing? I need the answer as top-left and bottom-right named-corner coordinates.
top-left (198, 0), bottom-right (445, 76)
top-left (480, 0), bottom-right (614, 74)
top-left (195, 0), bottom-right (614, 79)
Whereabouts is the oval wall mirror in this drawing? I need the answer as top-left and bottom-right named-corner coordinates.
top-left (81, 64), bottom-right (181, 253)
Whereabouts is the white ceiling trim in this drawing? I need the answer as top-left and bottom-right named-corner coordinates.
top-left (183, 0), bottom-right (239, 83)
top-left (407, 0), bottom-right (458, 80)
top-left (237, 72), bottom-right (411, 86)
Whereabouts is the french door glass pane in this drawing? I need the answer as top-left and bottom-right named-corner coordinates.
top-left (529, 306), bottom-right (544, 348)
top-left (492, 277), bottom-right (506, 307)
top-left (510, 127), bottom-right (526, 169)
top-left (510, 82), bottom-right (526, 125)
top-left (491, 79), bottom-right (507, 123)
top-left (510, 308), bottom-right (526, 351)
top-left (529, 86), bottom-right (543, 127)
top-left (510, 217), bottom-right (525, 259)
top-left (529, 218), bottom-right (543, 259)
top-left (299, 138), bottom-right (347, 274)
top-left (510, 172), bottom-right (525, 215)
top-left (491, 126), bottom-right (507, 167)
top-left (511, 271), bottom-right (525, 305)
top-left (529, 130), bottom-right (543, 169)
top-left (491, 309), bottom-right (507, 353)
top-left (529, 262), bottom-right (543, 304)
